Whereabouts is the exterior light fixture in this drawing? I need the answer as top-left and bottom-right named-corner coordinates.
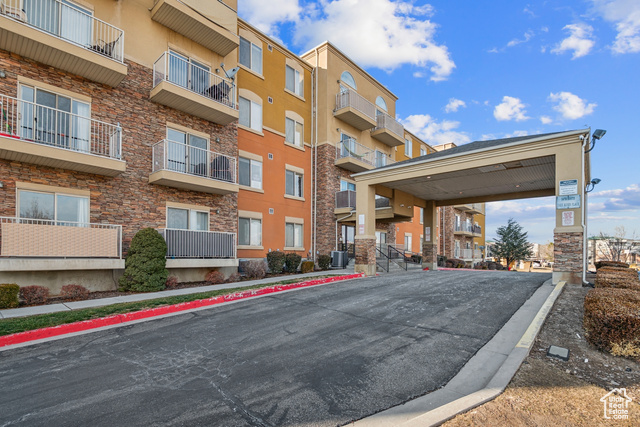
top-left (0, 70), bottom-right (6, 78)
top-left (585, 129), bottom-right (606, 153)
top-left (586, 178), bottom-right (601, 193)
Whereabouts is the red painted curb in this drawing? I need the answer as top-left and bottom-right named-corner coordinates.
top-left (0, 273), bottom-right (364, 348)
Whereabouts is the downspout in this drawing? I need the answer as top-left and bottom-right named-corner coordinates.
top-left (310, 66), bottom-right (315, 262)
top-left (313, 48), bottom-right (319, 260)
top-left (581, 130), bottom-right (590, 284)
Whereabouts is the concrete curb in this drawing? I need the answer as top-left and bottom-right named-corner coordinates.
top-left (0, 273), bottom-right (364, 349)
top-left (354, 279), bottom-right (566, 426)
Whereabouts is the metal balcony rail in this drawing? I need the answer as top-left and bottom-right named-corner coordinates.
top-left (336, 138), bottom-right (375, 166)
top-left (152, 139), bottom-right (237, 184)
top-left (471, 203), bottom-right (485, 214)
top-left (0, 217), bottom-right (122, 258)
top-left (472, 225), bottom-right (482, 235)
top-left (153, 52), bottom-right (237, 110)
top-left (335, 190), bottom-right (356, 209)
top-left (373, 112), bottom-right (404, 138)
top-left (335, 89), bottom-right (376, 121)
top-left (159, 228), bottom-right (236, 259)
top-left (0, 94), bottom-right (122, 159)
top-left (454, 223), bottom-right (474, 233)
top-left (375, 196), bottom-right (391, 209)
top-left (0, 0), bottom-right (124, 62)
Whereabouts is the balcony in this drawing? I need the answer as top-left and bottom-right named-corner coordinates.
top-left (151, 52), bottom-right (239, 125)
top-left (472, 224), bottom-right (482, 237)
top-left (458, 248), bottom-right (483, 260)
top-left (371, 113), bottom-right (404, 147)
top-left (0, 0), bottom-right (127, 86)
top-left (149, 139), bottom-right (239, 195)
top-left (334, 89), bottom-right (377, 131)
top-left (160, 228), bottom-right (237, 269)
top-left (455, 203), bottom-right (485, 215)
top-left (0, 94), bottom-right (125, 176)
top-left (335, 190), bottom-right (357, 216)
top-left (454, 223), bottom-right (474, 236)
top-left (0, 217), bottom-right (124, 271)
top-left (335, 139), bottom-right (396, 172)
top-left (151, 0), bottom-right (239, 57)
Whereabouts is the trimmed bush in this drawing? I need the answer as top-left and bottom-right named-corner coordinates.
top-left (595, 261), bottom-right (629, 270)
top-left (266, 251), bottom-right (286, 274)
top-left (244, 260), bottom-right (267, 279)
top-left (318, 254), bottom-right (332, 271)
top-left (285, 253), bottom-right (302, 273)
top-left (0, 284), bottom-right (19, 309)
top-left (60, 284), bottom-right (89, 301)
top-left (595, 267), bottom-right (640, 291)
top-left (20, 285), bottom-right (50, 305)
top-left (488, 261), bottom-right (497, 270)
top-left (301, 261), bottom-right (315, 273)
top-left (226, 272), bottom-right (241, 283)
top-left (584, 288), bottom-right (640, 359)
top-left (119, 228), bottom-right (168, 292)
top-left (205, 270), bottom-right (225, 285)
top-left (446, 258), bottom-right (465, 268)
top-left (165, 276), bottom-right (179, 289)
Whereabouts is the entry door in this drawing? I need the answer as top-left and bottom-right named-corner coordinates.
top-left (376, 231), bottom-right (387, 250)
top-left (342, 225), bottom-right (355, 244)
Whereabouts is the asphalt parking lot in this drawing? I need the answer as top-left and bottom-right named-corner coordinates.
top-left (0, 270), bottom-right (549, 426)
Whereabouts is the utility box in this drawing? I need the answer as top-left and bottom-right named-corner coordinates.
top-left (331, 250), bottom-right (348, 268)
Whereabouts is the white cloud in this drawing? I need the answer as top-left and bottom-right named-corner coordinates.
top-left (493, 96), bottom-right (530, 121)
top-left (591, 0), bottom-right (640, 53)
top-left (540, 116), bottom-right (553, 124)
top-left (238, 0), bottom-right (302, 37)
top-left (293, 0), bottom-right (455, 81)
top-left (524, 6), bottom-right (536, 17)
top-left (504, 130), bottom-right (529, 138)
top-left (551, 23), bottom-right (596, 59)
top-left (591, 184), bottom-right (640, 211)
top-left (480, 134), bottom-right (496, 141)
top-left (548, 92), bottom-right (597, 120)
top-left (507, 31), bottom-right (534, 47)
top-left (400, 114), bottom-right (471, 145)
top-left (444, 98), bottom-right (466, 113)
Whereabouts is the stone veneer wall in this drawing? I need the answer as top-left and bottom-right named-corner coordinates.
top-left (438, 206), bottom-right (475, 259)
top-left (0, 51), bottom-right (238, 255)
top-left (554, 232), bottom-right (584, 273)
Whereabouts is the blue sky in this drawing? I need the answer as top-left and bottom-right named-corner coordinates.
top-left (238, 0), bottom-right (640, 244)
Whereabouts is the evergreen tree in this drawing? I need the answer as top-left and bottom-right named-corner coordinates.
top-left (492, 218), bottom-right (533, 269)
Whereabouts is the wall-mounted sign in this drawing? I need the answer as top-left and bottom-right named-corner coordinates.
top-left (424, 226), bottom-right (431, 241)
top-left (559, 179), bottom-right (578, 195)
top-left (562, 211), bottom-right (575, 226)
top-left (557, 195), bottom-right (581, 209)
top-left (358, 214), bottom-right (365, 235)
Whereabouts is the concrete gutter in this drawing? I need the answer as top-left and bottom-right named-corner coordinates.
top-left (355, 279), bottom-right (566, 426)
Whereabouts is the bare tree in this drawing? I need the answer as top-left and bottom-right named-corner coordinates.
top-left (594, 226), bottom-right (639, 263)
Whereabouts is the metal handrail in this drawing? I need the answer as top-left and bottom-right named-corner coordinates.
top-left (336, 138), bottom-right (375, 166)
top-left (152, 139), bottom-right (237, 184)
top-left (153, 51), bottom-right (237, 110)
top-left (335, 89), bottom-right (376, 121)
top-left (0, 93), bottom-right (122, 159)
top-left (387, 245), bottom-right (408, 270)
top-left (159, 228), bottom-right (237, 259)
top-left (0, 0), bottom-right (124, 62)
top-left (335, 190), bottom-right (357, 209)
top-left (373, 113), bottom-right (404, 138)
top-left (375, 246), bottom-right (389, 272)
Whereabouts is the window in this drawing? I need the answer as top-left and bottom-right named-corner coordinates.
top-left (167, 207), bottom-right (208, 231)
top-left (455, 215), bottom-right (461, 230)
top-left (285, 223), bottom-right (303, 248)
top-left (167, 51), bottom-right (210, 94)
top-left (340, 133), bottom-right (357, 158)
top-left (404, 139), bottom-right (413, 157)
top-left (285, 117), bottom-right (303, 147)
top-left (404, 234), bottom-right (412, 251)
top-left (19, 84), bottom-right (91, 152)
top-left (24, 0), bottom-right (92, 46)
top-left (18, 189), bottom-right (89, 224)
top-left (375, 96), bottom-right (387, 112)
top-left (340, 71), bottom-right (356, 90)
top-left (340, 180), bottom-right (355, 191)
top-left (239, 96), bottom-right (262, 131)
top-left (420, 207), bottom-right (424, 224)
top-left (420, 148), bottom-right (427, 156)
top-left (285, 65), bottom-right (303, 97)
top-left (239, 37), bottom-right (262, 74)
top-left (166, 128), bottom-right (208, 176)
top-left (374, 150), bottom-right (387, 168)
top-left (239, 217), bottom-right (261, 246)
top-left (239, 157), bottom-right (262, 189)
top-left (285, 170), bottom-right (303, 198)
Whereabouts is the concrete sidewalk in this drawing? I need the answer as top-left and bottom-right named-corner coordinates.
top-left (355, 278), bottom-right (565, 426)
top-left (0, 270), bottom-right (345, 319)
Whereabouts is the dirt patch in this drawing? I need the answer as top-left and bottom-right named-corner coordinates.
top-left (444, 284), bottom-right (640, 426)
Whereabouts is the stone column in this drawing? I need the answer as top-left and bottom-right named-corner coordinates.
top-left (354, 181), bottom-right (377, 276)
top-left (422, 200), bottom-right (438, 270)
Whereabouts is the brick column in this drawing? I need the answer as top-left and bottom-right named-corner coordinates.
top-left (422, 200), bottom-right (438, 270)
top-left (354, 237), bottom-right (377, 276)
top-left (422, 242), bottom-right (437, 270)
top-left (553, 231), bottom-right (584, 285)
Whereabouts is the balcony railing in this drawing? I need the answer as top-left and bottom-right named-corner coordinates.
top-left (336, 139), bottom-right (395, 169)
top-left (459, 248), bottom-right (483, 260)
top-left (373, 113), bottom-right (404, 138)
top-left (472, 225), bottom-right (482, 235)
top-left (152, 139), bottom-right (237, 184)
top-left (0, 94), bottom-right (122, 159)
top-left (153, 51), bottom-right (237, 110)
top-left (0, 0), bottom-right (124, 62)
top-left (335, 190), bottom-right (356, 209)
top-left (0, 217), bottom-right (122, 258)
top-left (455, 223), bottom-right (474, 233)
top-left (160, 229), bottom-right (236, 259)
top-left (335, 89), bottom-right (376, 121)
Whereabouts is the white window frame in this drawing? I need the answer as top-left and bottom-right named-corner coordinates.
top-left (238, 217), bottom-right (262, 247)
top-left (285, 117), bottom-right (303, 147)
top-left (239, 96), bottom-right (262, 131)
top-left (166, 206), bottom-right (209, 231)
top-left (285, 222), bottom-right (304, 249)
top-left (404, 234), bottom-right (412, 251)
top-left (239, 36), bottom-right (262, 75)
top-left (285, 169), bottom-right (303, 198)
top-left (340, 180), bottom-right (355, 191)
top-left (420, 207), bottom-right (424, 224)
top-left (17, 189), bottom-right (89, 225)
top-left (404, 139), bottom-right (413, 157)
top-left (420, 148), bottom-right (427, 156)
top-left (285, 65), bottom-right (303, 97)
top-left (239, 157), bottom-right (263, 189)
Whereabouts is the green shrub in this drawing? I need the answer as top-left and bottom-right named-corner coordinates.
top-left (584, 288), bottom-right (640, 359)
top-left (119, 228), bottom-right (168, 292)
top-left (0, 284), bottom-right (19, 309)
top-left (301, 261), bottom-right (315, 273)
top-left (20, 285), bottom-right (50, 305)
top-left (318, 254), bottom-right (332, 271)
top-left (244, 260), bottom-right (267, 279)
top-left (266, 251), bottom-right (286, 274)
top-left (285, 253), bottom-right (302, 273)
top-left (205, 270), bottom-right (225, 285)
top-left (60, 284), bottom-right (89, 301)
